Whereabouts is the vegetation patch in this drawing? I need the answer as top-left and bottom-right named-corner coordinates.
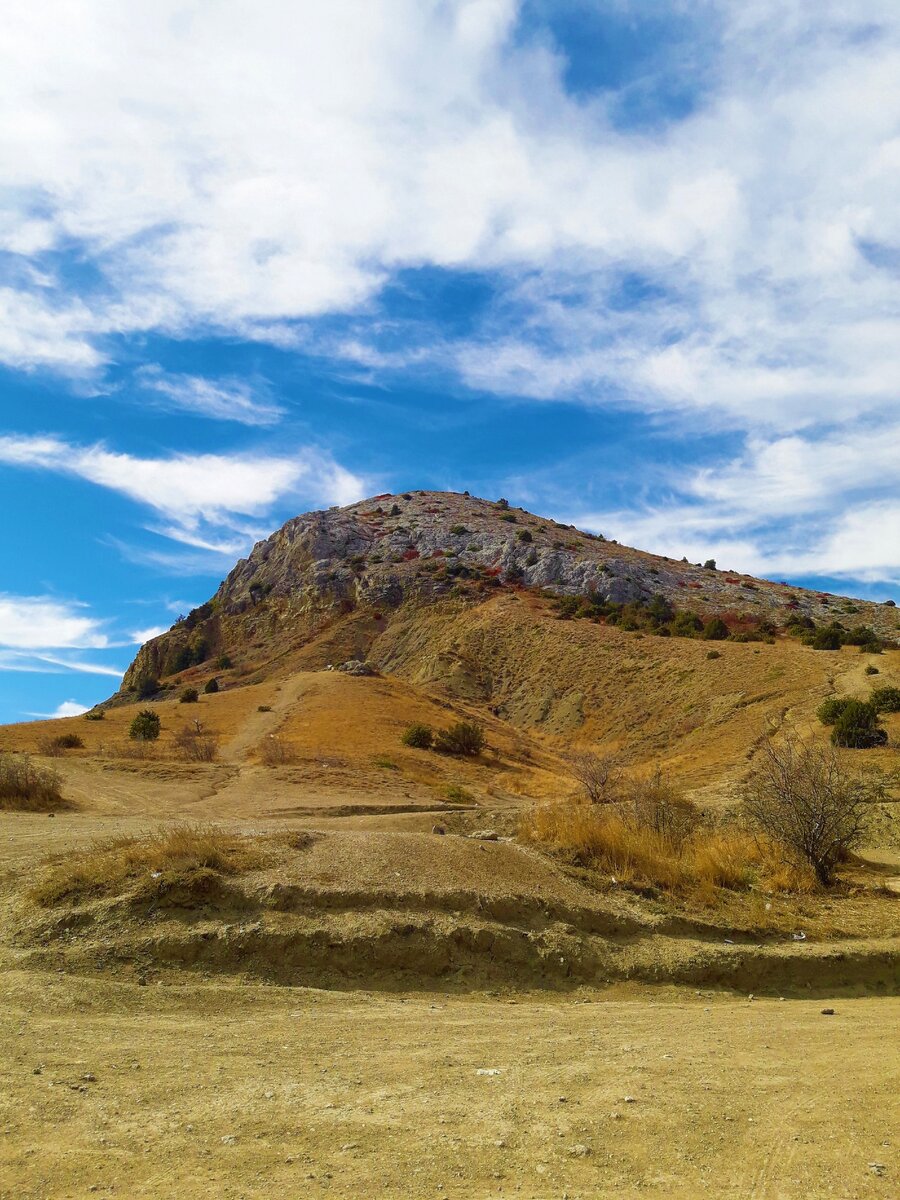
top-left (0, 753), bottom-right (72, 812)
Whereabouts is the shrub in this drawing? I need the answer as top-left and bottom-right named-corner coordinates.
top-left (449, 524), bottom-right (468, 535)
top-left (216, 654), bottom-right (233, 669)
top-left (53, 732), bottom-right (84, 750)
top-left (865, 665), bottom-right (879, 675)
top-left (0, 753), bottom-right (68, 812)
top-left (179, 687), bottom-right (199, 704)
top-left (83, 709), bottom-right (105, 721)
top-left (258, 735), bottom-right (295, 766)
top-left (566, 751), bottom-right (621, 804)
top-left (703, 559), bottom-right (717, 570)
top-left (671, 611), bottom-right (703, 637)
top-left (433, 721), bottom-right (485, 756)
top-left (129, 709), bottom-right (161, 741)
top-left (871, 686), bottom-right (900, 713)
top-left (830, 700), bottom-right (887, 748)
top-left (500, 513), bottom-right (517, 523)
top-left (816, 696), bottom-right (856, 725)
top-left (807, 624), bottom-right (843, 650)
top-left (203, 677), bottom-right (220, 694)
top-left (701, 617), bottom-right (730, 641)
top-left (706, 649), bottom-right (721, 660)
top-left (401, 723), bottom-right (433, 749)
top-left (257, 704), bottom-right (272, 713)
top-left (172, 725), bottom-right (219, 762)
top-left (496, 498), bottom-right (510, 509)
top-left (743, 735), bottom-right (881, 884)
top-left (516, 529), bottom-right (533, 543)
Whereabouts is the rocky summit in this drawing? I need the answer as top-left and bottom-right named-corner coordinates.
top-left (122, 489), bottom-right (897, 692)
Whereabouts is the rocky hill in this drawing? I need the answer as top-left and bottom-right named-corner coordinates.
top-left (122, 489), bottom-right (898, 695)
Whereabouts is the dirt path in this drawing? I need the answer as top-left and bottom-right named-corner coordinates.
top-left (1, 971), bottom-right (896, 1200)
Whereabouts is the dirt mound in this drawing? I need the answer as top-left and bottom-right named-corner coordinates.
top-left (9, 829), bottom-right (900, 997)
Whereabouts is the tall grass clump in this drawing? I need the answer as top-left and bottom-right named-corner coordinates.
top-left (29, 824), bottom-right (265, 907)
top-left (0, 753), bottom-right (70, 812)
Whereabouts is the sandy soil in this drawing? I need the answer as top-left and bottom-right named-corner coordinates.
top-left (1, 971), bottom-right (897, 1200)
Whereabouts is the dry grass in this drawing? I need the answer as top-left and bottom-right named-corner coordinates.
top-left (0, 753), bottom-right (71, 812)
top-left (172, 724), bottom-right (219, 762)
top-left (29, 824), bottom-right (268, 907)
top-left (258, 735), bottom-right (296, 766)
top-left (520, 797), bottom-right (813, 899)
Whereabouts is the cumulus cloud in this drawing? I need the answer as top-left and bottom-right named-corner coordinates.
top-left (25, 699), bottom-right (92, 719)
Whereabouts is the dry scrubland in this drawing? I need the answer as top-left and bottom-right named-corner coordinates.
top-left (1, 582), bottom-right (900, 1195)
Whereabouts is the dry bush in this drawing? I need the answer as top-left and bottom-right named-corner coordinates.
top-left (742, 735), bottom-right (882, 885)
top-left (521, 771), bottom-right (792, 899)
top-left (565, 751), bottom-right (621, 804)
top-left (29, 823), bottom-right (267, 907)
top-left (172, 724), bottom-right (219, 762)
top-left (0, 753), bottom-right (70, 812)
top-left (258, 734), bottom-right (296, 766)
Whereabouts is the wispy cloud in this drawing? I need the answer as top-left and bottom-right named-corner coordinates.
top-left (135, 366), bottom-right (285, 426)
top-left (0, 433), bottom-right (367, 553)
top-left (0, 593), bottom-right (110, 650)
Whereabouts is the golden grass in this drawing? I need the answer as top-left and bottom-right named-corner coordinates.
top-left (520, 799), bottom-right (813, 898)
top-left (29, 824), bottom-right (268, 907)
top-left (0, 753), bottom-right (72, 812)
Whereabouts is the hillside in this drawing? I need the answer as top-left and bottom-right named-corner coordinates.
top-left (122, 489), bottom-right (899, 696)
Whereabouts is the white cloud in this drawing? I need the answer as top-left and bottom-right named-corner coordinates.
top-left (0, 594), bottom-right (109, 650)
top-left (129, 626), bottom-right (168, 644)
top-left (135, 366), bottom-right (285, 426)
top-left (26, 699), bottom-right (91, 719)
top-left (0, 433), bottom-right (367, 550)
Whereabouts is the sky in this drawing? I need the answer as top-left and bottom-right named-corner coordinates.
top-left (1, 0), bottom-right (899, 723)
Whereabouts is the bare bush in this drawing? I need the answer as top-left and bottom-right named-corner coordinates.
top-left (742, 735), bottom-right (882, 886)
top-left (259, 735), bottom-right (296, 766)
top-left (172, 724), bottom-right (219, 762)
top-left (565, 751), bottom-right (621, 804)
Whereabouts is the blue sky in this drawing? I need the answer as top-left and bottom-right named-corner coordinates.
top-left (1, 0), bottom-right (899, 722)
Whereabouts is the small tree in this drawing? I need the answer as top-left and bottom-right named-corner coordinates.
top-left (433, 721), bottom-right (485, 756)
top-left (129, 709), bottom-right (161, 741)
top-left (743, 735), bottom-right (880, 885)
top-left (703, 559), bottom-right (717, 571)
top-left (179, 686), bottom-right (199, 704)
top-left (204, 677), bottom-right (220, 694)
top-left (565, 751), bottom-right (621, 804)
top-left (401, 723), bottom-right (433, 749)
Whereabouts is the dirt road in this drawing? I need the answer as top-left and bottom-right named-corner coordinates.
top-left (1, 971), bottom-right (896, 1199)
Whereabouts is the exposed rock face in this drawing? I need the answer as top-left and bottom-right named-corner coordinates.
top-left (120, 489), bottom-right (898, 693)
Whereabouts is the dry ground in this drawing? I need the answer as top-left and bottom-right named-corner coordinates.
top-left (1, 972), bottom-right (897, 1200)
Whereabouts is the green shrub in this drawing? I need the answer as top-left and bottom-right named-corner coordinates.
top-left (216, 654), bottom-right (233, 670)
top-left (807, 624), bottom-right (844, 650)
top-left (830, 701), bottom-right (887, 748)
top-left (83, 709), bottom-right (105, 721)
top-left (701, 617), bottom-right (730, 641)
top-left (52, 732), bottom-right (84, 750)
top-left (129, 709), bottom-right (161, 741)
top-left (816, 696), bottom-right (856, 725)
top-left (203, 677), bottom-right (220, 694)
top-left (703, 559), bottom-right (717, 570)
top-left (871, 686), bottom-right (900, 713)
top-left (449, 524), bottom-right (468, 535)
top-left (500, 513), bottom-right (517, 523)
top-left (706, 650), bottom-right (721, 660)
top-left (671, 611), bottom-right (703, 637)
top-left (865, 665), bottom-right (879, 675)
top-left (179, 687), bottom-right (199, 704)
top-left (257, 705), bottom-right (272, 713)
top-left (433, 721), bottom-right (485, 757)
top-left (516, 529), bottom-right (533, 543)
top-left (401, 723), bottom-right (433, 750)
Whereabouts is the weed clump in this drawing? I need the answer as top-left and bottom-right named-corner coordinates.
top-left (0, 754), bottom-right (70, 812)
